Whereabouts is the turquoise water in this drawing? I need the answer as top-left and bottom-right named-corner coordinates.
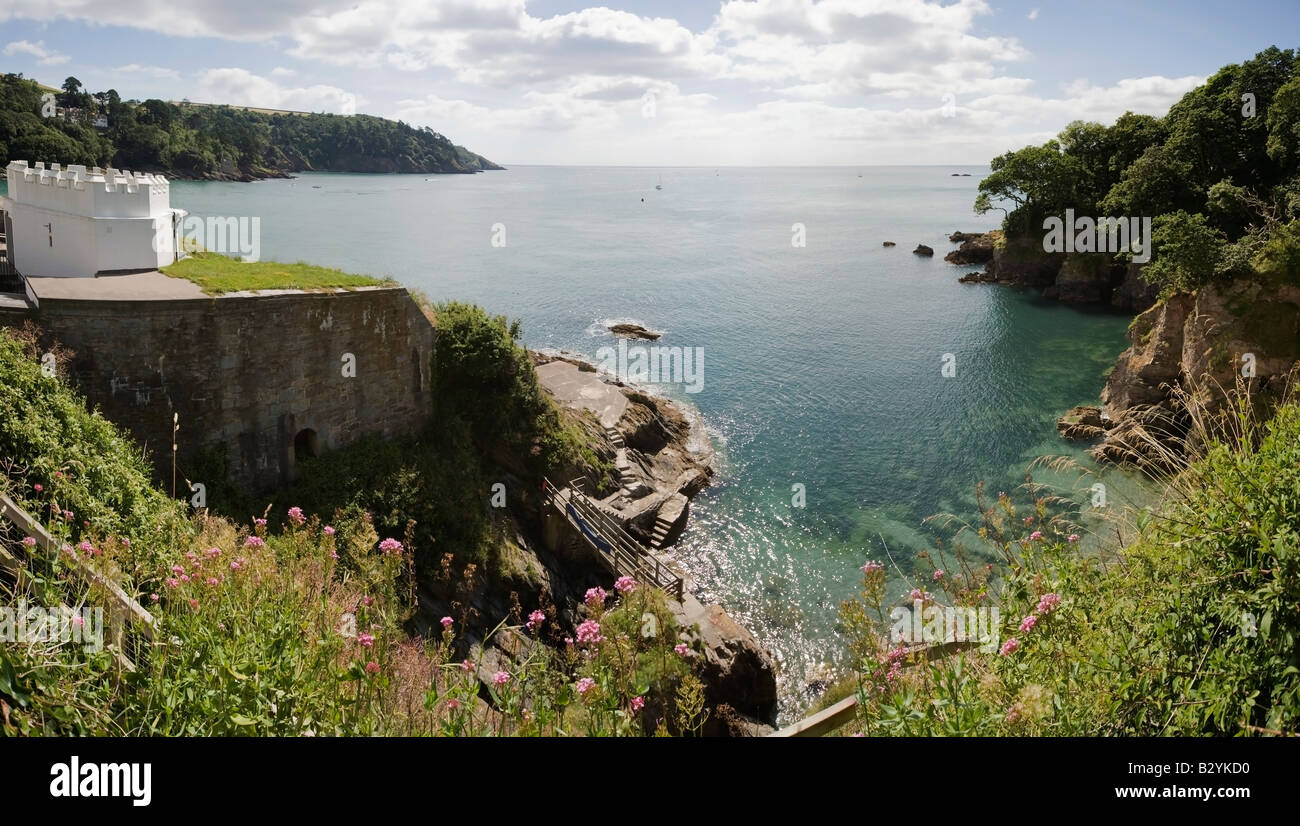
top-left (167, 167), bottom-right (1139, 715)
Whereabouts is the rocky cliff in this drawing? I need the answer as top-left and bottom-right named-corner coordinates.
top-left (1065, 279), bottom-right (1300, 468)
top-left (953, 231), bottom-right (1161, 313)
top-left (530, 353), bottom-right (780, 733)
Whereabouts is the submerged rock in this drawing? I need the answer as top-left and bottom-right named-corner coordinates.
top-left (882, 241), bottom-right (897, 247)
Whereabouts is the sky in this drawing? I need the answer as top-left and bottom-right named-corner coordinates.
top-left (1, 1), bottom-right (1296, 166)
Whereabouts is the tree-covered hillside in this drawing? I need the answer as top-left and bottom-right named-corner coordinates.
top-left (0, 73), bottom-right (501, 180)
top-left (976, 46), bottom-right (1300, 294)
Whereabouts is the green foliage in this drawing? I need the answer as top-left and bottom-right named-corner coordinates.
top-left (432, 301), bottom-right (598, 481)
top-left (978, 46), bottom-right (1300, 272)
top-left (1140, 211), bottom-right (1228, 294)
top-left (1252, 218), bottom-right (1300, 286)
top-left (0, 327), bottom-right (188, 585)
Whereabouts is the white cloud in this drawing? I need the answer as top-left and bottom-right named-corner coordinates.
top-left (114, 63), bottom-right (181, 79)
top-left (1028, 8), bottom-right (1039, 21)
top-left (3, 39), bottom-right (69, 66)
top-left (194, 68), bottom-right (360, 115)
top-left (0, 1), bottom-right (1212, 165)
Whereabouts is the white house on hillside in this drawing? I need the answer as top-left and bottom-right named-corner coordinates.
top-left (0, 160), bottom-right (187, 278)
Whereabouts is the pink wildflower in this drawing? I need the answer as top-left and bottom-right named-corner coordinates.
top-left (205, 577), bottom-right (219, 587)
top-left (1029, 530), bottom-right (1043, 541)
top-left (999, 638), bottom-right (1019, 656)
top-left (440, 616), bottom-right (454, 629)
top-left (243, 535), bottom-right (265, 549)
top-left (358, 633), bottom-right (375, 648)
top-left (933, 569), bottom-right (944, 580)
top-left (179, 574), bottom-right (190, 583)
top-left (1036, 593), bottom-right (1061, 614)
top-left (378, 537), bottom-right (403, 555)
top-left (364, 661), bottom-right (380, 675)
top-left (584, 586), bottom-right (607, 607)
top-left (323, 526), bottom-right (335, 536)
top-left (171, 564), bottom-right (184, 576)
top-left (614, 576), bottom-right (636, 594)
top-left (526, 609), bottom-right (545, 630)
top-left (287, 506), bottom-right (306, 525)
top-left (150, 593), bottom-right (159, 602)
top-left (33, 483), bottom-right (42, 493)
top-left (576, 619), bottom-right (605, 645)
top-left (78, 540), bottom-right (95, 556)
top-left (254, 518), bottom-right (267, 528)
top-left (1019, 614), bottom-right (1038, 633)
top-left (460, 659), bottom-right (473, 672)
top-left (631, 696), bottom-right (645, 711)
top-left (188, 598), bottom-right (199, 610)
top-left (230, 560), bottom-right (242, 572)
top-left (20, 536), bottom-right (36, 548)
top-left (674, 643), bottom-right (691, 656)
top-left (447, 698), bottom-right (461, 710)
top-left (205, 546), bottom-right (221, 558)
top-left (1068, 533), bottom-right (1080, 543)
top-left (575, 677), bottom-right (596, 696)
top-left (492, 671), bottom-right (510, 687)
top-left (72, 615), bottom-right (84, 628)
top-left (166, 577), bottom-right (180, 589)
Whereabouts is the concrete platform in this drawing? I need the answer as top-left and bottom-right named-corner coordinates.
top-left (535, 359), bottom-right (628, 427)
top-left (26, 271), bottom-right (206, 302)
top-left (0, 292), bottom-right (32, 312)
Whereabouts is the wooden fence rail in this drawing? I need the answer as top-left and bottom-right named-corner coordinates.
top-left (0, 492), bottom-right (155, 670)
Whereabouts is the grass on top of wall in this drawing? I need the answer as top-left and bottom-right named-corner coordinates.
top-left (162, 251), bottom-right (394, 294)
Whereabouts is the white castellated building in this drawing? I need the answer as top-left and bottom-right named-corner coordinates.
top-left (0, 160), bottom-right (187, 279)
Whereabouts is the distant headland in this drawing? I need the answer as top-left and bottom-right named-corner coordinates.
top-left (0, 73), bottom-right (502, 182)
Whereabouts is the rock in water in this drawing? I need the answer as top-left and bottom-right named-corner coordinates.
top-left (1056, 405), bottom-right (1114, 441)
top-left (944, 232), bottom-right (995, 265)
top-left (882, 241), bottom-right (896, 247)
top-left (609, 323), bottom-right (661, 340)
top-left (913, 244), bottom-right (934, 256)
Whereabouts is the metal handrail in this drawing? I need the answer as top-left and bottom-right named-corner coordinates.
top-left (543, 478), bottom-right (684, 600)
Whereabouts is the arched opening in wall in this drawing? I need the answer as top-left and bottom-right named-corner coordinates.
top-left (293, 428), bottom-right (319, 462)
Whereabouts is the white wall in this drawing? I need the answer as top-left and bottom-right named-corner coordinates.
top-left (1, 201), bottom-right (176, 277)
top-left (4, 161), bottom-right (182, 277)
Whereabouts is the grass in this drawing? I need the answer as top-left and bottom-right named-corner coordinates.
top-left (162, 251), bottom-right (393, 295)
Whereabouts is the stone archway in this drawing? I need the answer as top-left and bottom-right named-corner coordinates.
top-left (293, 428), bottom-right (319, 461)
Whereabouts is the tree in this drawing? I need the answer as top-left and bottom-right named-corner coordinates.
top-left (975, 140), bottom-right (1082, 237)
top-left (1141, 211), bottom-right (1227, 294)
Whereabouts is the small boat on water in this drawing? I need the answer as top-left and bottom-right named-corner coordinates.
top-left (655, 175), bottom-right (663, 190)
